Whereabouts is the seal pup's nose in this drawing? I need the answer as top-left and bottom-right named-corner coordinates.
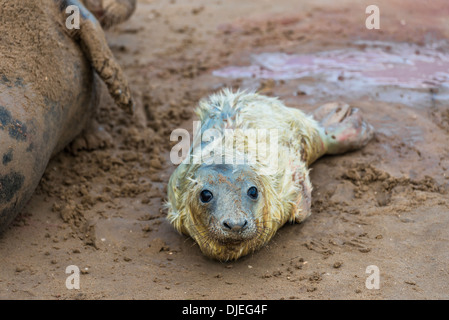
top-left (222, 218), bottom-right (248, 232)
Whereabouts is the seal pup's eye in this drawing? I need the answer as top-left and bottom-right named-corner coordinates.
top-left (247, 186), bottom-right (258, 199)
top-left (200, 190), bottom-right (213, 203)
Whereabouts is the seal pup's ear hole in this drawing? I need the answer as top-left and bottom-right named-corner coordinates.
top-left (247, 186), bottom-right (259, 200)
top-left (199, 190), bottom-right (213, 203)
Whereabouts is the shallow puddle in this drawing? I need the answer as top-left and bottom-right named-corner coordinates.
top-left (213, 40), bottom-right (449, 107)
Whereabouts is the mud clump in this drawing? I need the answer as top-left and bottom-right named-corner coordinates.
top-left (53, 200), bottom-right (85, 228)
top-left (430, 106), bottom-right (449, 134)
top-left (342, 162), bottom-right (443, 196)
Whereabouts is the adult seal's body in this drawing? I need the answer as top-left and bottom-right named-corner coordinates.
top-left (167, 90), bottom-right (374, 261)
top-left (0, 0), bottom-right (136, 232)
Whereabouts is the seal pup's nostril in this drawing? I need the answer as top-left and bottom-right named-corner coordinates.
top-left (222, 218), bottom-right (248, 232)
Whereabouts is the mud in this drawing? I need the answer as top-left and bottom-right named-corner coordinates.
top-left (0, 0), bottom-right (449, 299)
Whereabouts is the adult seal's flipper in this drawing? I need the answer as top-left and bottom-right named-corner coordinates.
top-left (82, 0), bottom-right (137, 29)
top-left (56, 0), bottom-right (134, 114)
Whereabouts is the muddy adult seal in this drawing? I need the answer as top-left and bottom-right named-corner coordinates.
top-left (166, 90), bottom-right (374, 261)
top-left (0, 0), bottom-right (136, 232)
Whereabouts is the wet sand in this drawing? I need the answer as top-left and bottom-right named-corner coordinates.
top-left (0, 0), bottom-right (448, 299)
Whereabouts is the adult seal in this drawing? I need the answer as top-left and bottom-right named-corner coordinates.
top-left (0, 0), bottom-right (136, 232)
top-left (166, 90), bottom-right (374, 261)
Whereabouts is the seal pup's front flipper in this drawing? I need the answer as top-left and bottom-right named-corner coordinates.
top-left (55, 0), bottom-right (134, 114)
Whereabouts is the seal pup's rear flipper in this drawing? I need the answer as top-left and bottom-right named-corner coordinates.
top-left (55, 0), bottom-right (134, 114)
top-left (312, 102), bottom-right (374, 157)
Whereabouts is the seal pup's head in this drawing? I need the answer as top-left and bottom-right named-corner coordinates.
top-left (167, 162), bottom-right (284, 261)
top-left (192, 164), bottom-right (261, 243)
